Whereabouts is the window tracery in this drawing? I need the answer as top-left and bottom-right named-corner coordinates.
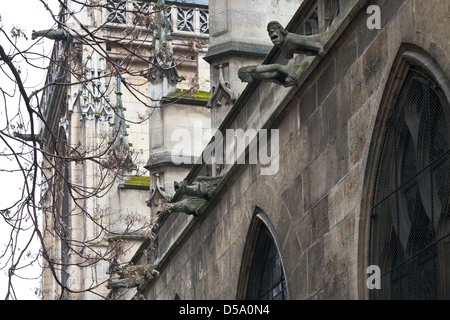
top-left (369, 67), bottom-right (450, 299)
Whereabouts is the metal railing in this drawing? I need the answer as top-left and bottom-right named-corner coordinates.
top-left (105, 0), bottom-right (209, 36)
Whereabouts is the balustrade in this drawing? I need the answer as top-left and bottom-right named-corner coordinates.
top-left (105, 0), bottom-right (209, 36)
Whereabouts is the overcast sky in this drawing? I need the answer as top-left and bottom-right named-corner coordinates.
top-left (0, 0), bottom-right (59, 300)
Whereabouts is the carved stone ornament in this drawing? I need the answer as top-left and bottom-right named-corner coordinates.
top-left (107, 264), bottom-right (159, 290)
top-left (238, 20), bottom-right (331, 87)
top-left (143, 0), bottom-right (180, 86)
top-left (206, 65), bottom-right (238, 108)
top-left (267, 21), bottom-right (329, 59)
top-left (146, 173), bottom-right (172, 208)
top-left (31, 29), bottom-right (68, 41)
top-left (174, 176), bottom-right (223, 200)
top-left (158, 197), bottom-right (207, 217)
top-left (238, 62), bottom-right (311, 87)
top-left (107, 277), bottom-right (145, 290)
top-left (157, 176), bottom-right (223, 217)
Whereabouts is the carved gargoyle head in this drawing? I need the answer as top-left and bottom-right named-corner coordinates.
top-left (267, 21), bottom-right (288, 46)
top-left (174, 179), bottom-right (187, 192)
top-left (237, 65), bottom-right (257, 83)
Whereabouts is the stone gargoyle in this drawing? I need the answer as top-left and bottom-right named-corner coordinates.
top-left (107, 264), bottom-right (159, 290)
top-left (267, 21), bottom-right (328, 59)
top-left (158, 197), bottom-right (207, 218)
top-left (107, 277), bottom-right (145, 290)
top-left (31, 29), bottom-right (68, 41)
top-left (238, 61), bottom-right (311, 87)
top-left (174, 176), bottom-right (223, 200)
top-left (157, 176), bottom-right (223, 217)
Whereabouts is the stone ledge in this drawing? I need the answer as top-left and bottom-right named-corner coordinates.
top-left (119, 176), bottom-right (150, 190)
top-left (163, 89), bottom-right (210, 106)
top-left (144, 152), bottom-right (197, 170)
top-left (203, 41), bottom-right (272, 63)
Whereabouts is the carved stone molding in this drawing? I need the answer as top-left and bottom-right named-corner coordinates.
top-left (207, 64), bottom-right (238, 108)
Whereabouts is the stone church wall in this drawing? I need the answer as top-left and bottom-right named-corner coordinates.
top-left (140, 0), bottom-right (449, 300)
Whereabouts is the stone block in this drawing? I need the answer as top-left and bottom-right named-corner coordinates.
top-left (302, 123), bottom-right (349, 213)
top-left (348, 93), bottom-right (376, 166)
top-left (318, 270), bottom-right (349, 299)
top-left (351, 57), bottom-right (363, 114)
top-left (288, 254), bottom-right (308, 299)
top-left (307, 240), bottom-right (325, 295)
top-left (317, 59), bottom-right (336, 105)
top-left (299, 82), bottom-right (317, 125)
top-left (310, 195), bottom-right (329, 243)
top-left (430, 16), bottom-right (450, 69)
top-left (281, 173), bottom-right (303, 219)
top-left (323, 209), bottom-right (357, 283)
top-left (295, 124), bottom-right (314, 171)
top-left (328, 163), bottom-right (361, 229)
top-left (415, 0), bottom-right (448, 35)
top-left (336, 34), bottom-right (358, 78)
top-left (278, 102), bottom-right (299, 149)
top-left (362, 29), bottom-right (388, 99)
top-left (356, 15), bottom-right (379, 58)
top-left (302, 151), bottom-right (329, 212)
top-left (293, 209), bottom-right (312, 251)
top-left (377, 0), bottom-right (404, 29)
top-left (305, 104), bottom-right (328, 158)
top-left (211, 11), bottom-right (228, 37)
top-left (327, 74), bottom-right (352, 139)
top-left (326, 126), bottom-right (349, 188)
top-left (276, 205), bottom-right (292, 247)
top-left (386, 14), bottom-right (402, 63)
top-left (281, 225), bottom-right (303, 275)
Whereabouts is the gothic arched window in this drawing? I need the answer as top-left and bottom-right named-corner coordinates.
top-left (369, 67), bottom-right (450, 299)
top-left (244, 221), bottom-right (287, 300)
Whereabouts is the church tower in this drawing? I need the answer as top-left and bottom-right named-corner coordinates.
top-left (143, 0), bottom-right (212, 219)
top-left (205, 0), bottom-right (303, 131)
top-left (39, 0), bottom-right (212, 300)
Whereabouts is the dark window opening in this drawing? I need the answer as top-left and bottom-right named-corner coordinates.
top-left (245, 223), bottom-right (287, 300)
top-left (369, 68), bottom-right (450, 300)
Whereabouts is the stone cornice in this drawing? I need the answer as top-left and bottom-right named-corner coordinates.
top-left (203, 41), bottom-right (273, 63)
top-left (144, 152), bottom-right (197, 170)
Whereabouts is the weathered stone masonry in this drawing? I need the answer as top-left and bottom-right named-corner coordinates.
top-left (122, 0), bottom-right (449, 300)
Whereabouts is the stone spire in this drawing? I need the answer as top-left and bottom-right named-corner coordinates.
top-left (109, 60), bottom-right (134, 170)
top-left (112, 62), bottom-right (128, 149)
top-left (147, 0), bottom-right (179, 89)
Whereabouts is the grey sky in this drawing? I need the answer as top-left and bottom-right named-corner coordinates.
top-left (0, 0), bottom-right (58, 300)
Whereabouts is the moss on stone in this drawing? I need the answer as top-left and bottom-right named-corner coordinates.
top-left (119, 176), bottom-right (150, 190)
top-left (296, 59), bottom-right (312, 71)
top-left (164, 89), bottom-right (210, 106)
